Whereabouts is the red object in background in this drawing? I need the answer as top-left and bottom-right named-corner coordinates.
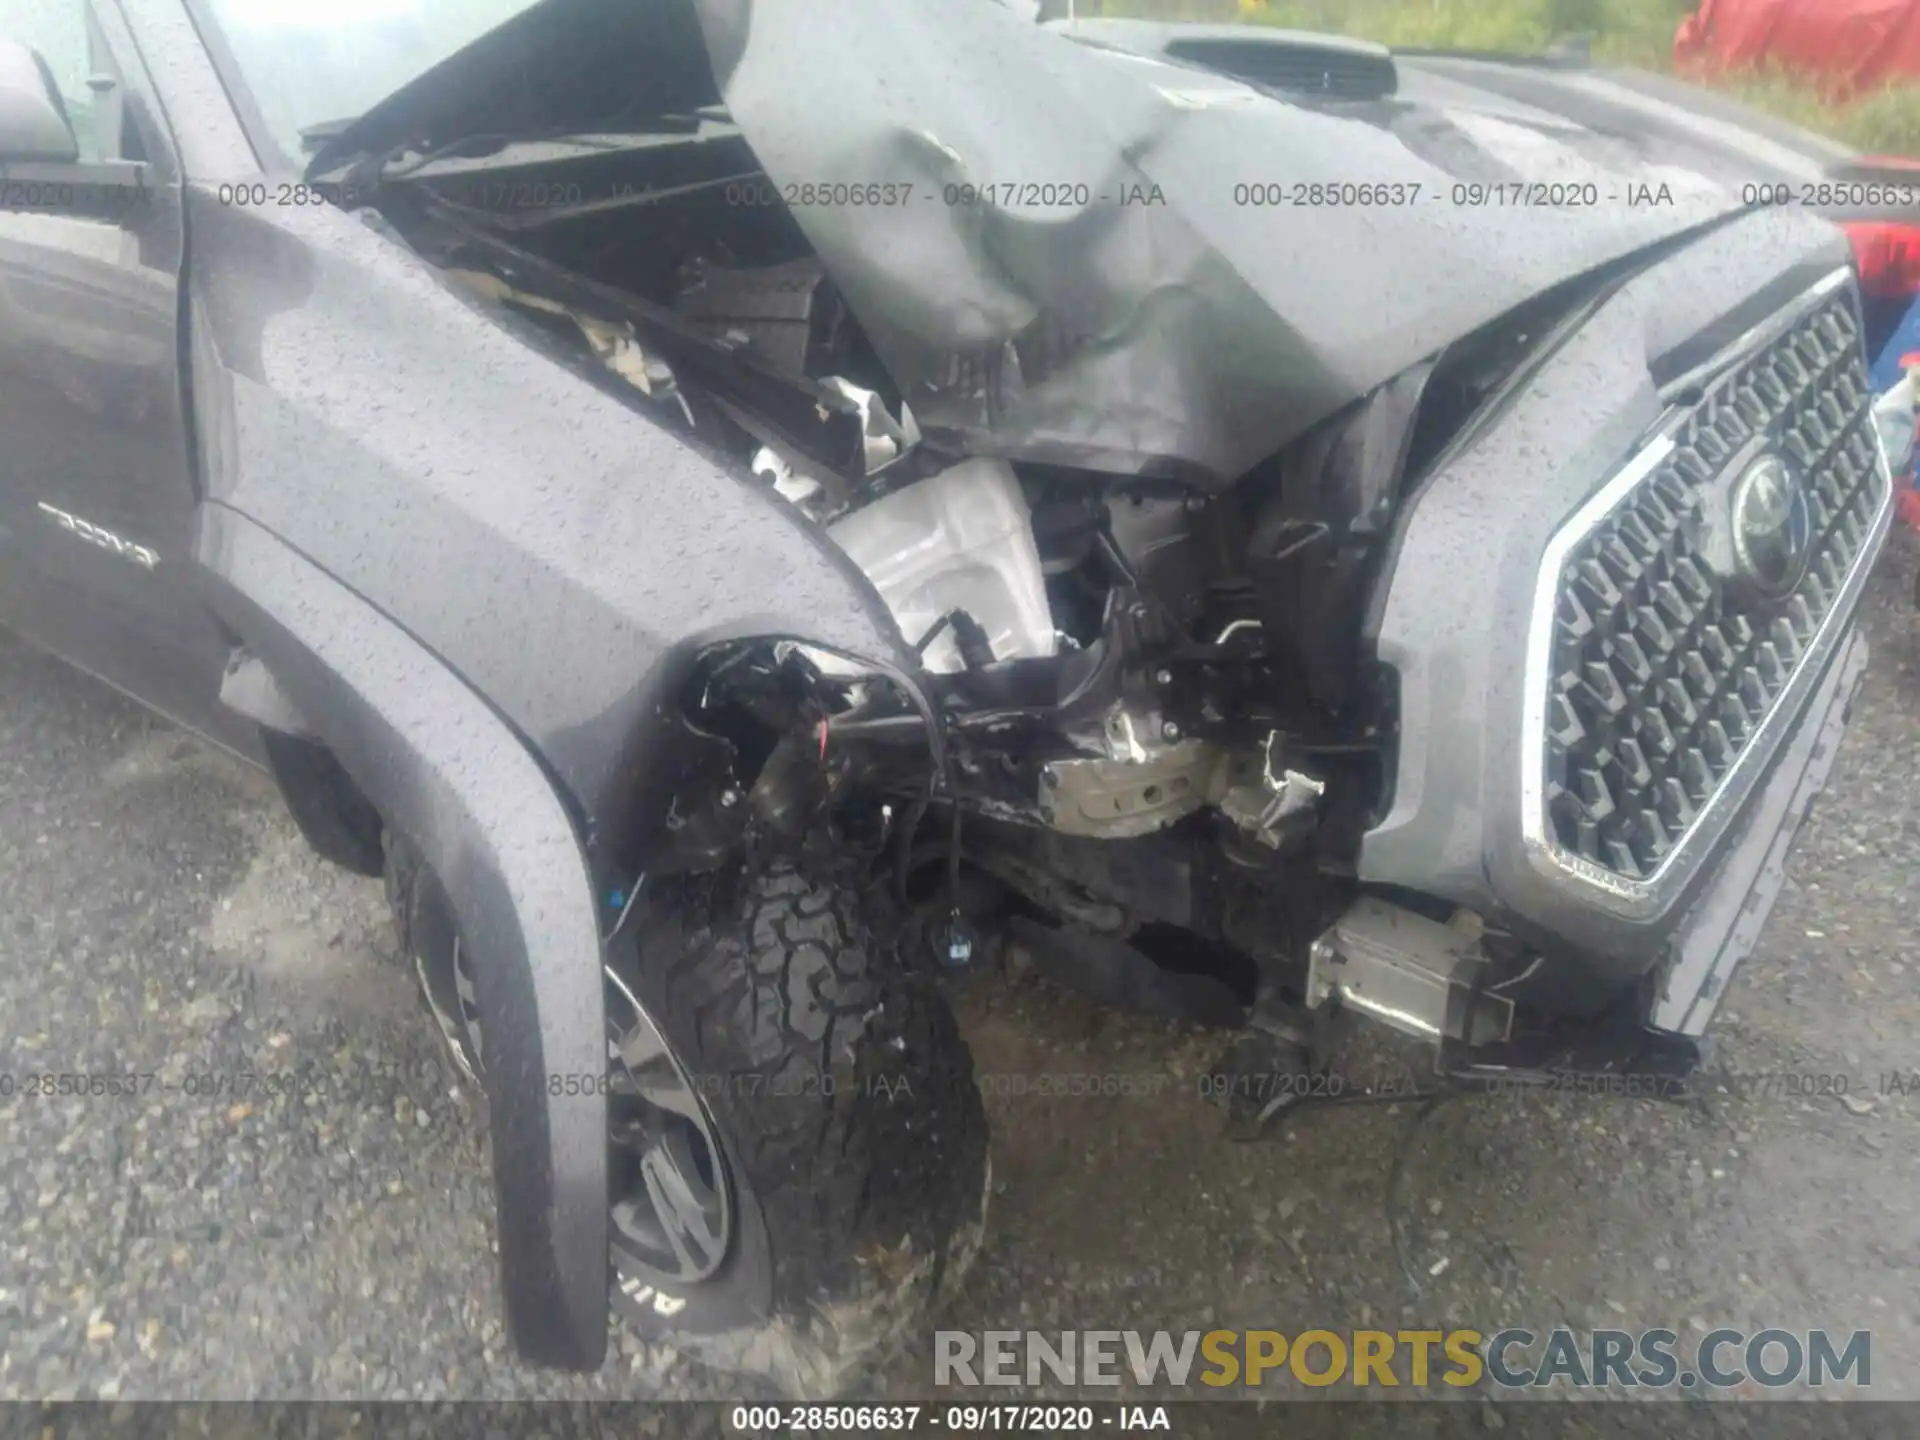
top-left (1675, 0), bottom-right (1920, 97)
top-left (1899, 486), bottom-right (1920, 530)
top-left (1843, 221), bottom-right (1920, 298)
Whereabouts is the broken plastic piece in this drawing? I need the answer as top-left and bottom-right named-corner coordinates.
top-left (576, 316), bottom-right (677, 399)
top-left (819, 376), bottom-right (921, 474)
top-left (752, 445), bottom-right (826, 515)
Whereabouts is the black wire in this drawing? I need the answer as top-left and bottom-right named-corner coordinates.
top-left (692, 635), bottom-right (948, 909)
top-left (1386, 1092), bottom-right (1457, 1298)
top-left (886, 785), bottom-right (963, 917)
top-left (1235, 1082), bottom-right (1459, 1131)
top-left (909, 611), bottom-right (957, 660)
top-left (606, 871), bottom-right (648, 943)
top-left (782, 636), bottom-right (953, 910)
top-left (946, 803), bottom-right (965, 915)
top-left (767, 636), bottom-right (951, 796)
top-left (895, 787), bottom-right (934, 904)
top-left (1236, 1061), bottom-right (1700, 1300)
top-left (1233, 1081), bottom-right (1473, 1298)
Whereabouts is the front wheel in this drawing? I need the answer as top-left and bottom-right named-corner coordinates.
top-left (386, 842), bottom-right (990, 1397)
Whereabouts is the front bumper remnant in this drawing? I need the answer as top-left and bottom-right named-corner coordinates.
top-left (1304, 630), bottom-right (1863, 1075)
top-left (1649, 627), bottom-right (1867, 1036)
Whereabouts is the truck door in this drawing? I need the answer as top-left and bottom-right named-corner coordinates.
top-left (0, 0), bottom-right (239, 749)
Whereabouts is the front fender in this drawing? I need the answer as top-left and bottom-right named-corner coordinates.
top-left (194, 502), bottom-right (610, 1371)
top-left (183, 193), bottom-right (910, 849)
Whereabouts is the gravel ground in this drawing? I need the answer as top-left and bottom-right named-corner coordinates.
top-left (1, 536), bottom-right (1918, 1429)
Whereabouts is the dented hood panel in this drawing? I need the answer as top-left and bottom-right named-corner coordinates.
top-left (709, 1), bottom-right (1746, 484)
top-left (322, 0), bottom-right (1750, 486)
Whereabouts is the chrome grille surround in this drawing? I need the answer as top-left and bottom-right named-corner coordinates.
top-left (1519, 269), bottom-right (1894, 921)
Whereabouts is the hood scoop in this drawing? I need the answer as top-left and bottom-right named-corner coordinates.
top-left (1047, 20), bottom-right (1398, 101)
top-left (1162, 32), bottom-right (1398, 101)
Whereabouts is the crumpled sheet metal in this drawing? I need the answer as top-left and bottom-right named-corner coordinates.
top-left (693, 0), bottom-right (1743, 486)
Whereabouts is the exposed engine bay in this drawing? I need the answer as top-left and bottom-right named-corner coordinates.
top-left (332, 115), bottom-right (1569, 1032)
top-left (300, 0), bottom-right (1770, 1056)
top-left (4, 0), bottom-right (1881, 1388)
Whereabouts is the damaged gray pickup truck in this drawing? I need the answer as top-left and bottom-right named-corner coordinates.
top-left (0, 0), bottom-right (1904, 1397)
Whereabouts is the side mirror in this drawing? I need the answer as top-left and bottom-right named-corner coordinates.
top-left (0, 39), bottom-right (79, 163)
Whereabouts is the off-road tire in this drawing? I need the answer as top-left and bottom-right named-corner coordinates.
top-left (385, 841), bottom-right (990, 1397)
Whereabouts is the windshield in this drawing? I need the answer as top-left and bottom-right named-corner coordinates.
top-left (204, 0), bottom-right (539, 161)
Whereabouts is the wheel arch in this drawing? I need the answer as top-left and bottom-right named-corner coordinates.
top-left (193, 500), bottom-right (611, 1370)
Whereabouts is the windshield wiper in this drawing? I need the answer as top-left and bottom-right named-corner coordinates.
top-left (309, 116), bottom-right (724, 188)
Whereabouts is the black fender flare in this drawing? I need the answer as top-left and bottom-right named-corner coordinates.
top-left (194, 502), bottom-right (610, 1370)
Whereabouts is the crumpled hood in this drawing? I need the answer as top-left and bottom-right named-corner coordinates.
top-left (318, 0), bottom-right (1750, 485)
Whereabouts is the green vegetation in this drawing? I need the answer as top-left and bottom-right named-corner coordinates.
top-left (1096, 0), bottom-right (1920, 155)
top-left (1694, 68), bottom-right (1920, 156)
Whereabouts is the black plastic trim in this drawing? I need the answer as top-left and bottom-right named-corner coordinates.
top-left (194, 503), bottom-right (610, 1370)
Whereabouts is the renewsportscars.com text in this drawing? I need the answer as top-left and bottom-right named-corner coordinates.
top-left (935, 1327), bottom-right (1870, 1390)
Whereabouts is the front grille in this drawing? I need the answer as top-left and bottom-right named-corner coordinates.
top-left (1541, 282), bottom-right (1886, 882)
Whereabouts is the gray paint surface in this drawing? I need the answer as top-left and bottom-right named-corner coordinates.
top-left (307, 0), bottom-right (1758, 487)
top-left (1361, 205), bottom-right (1852, 963)
top-left (692, 0), bottom-right (1753, 484)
